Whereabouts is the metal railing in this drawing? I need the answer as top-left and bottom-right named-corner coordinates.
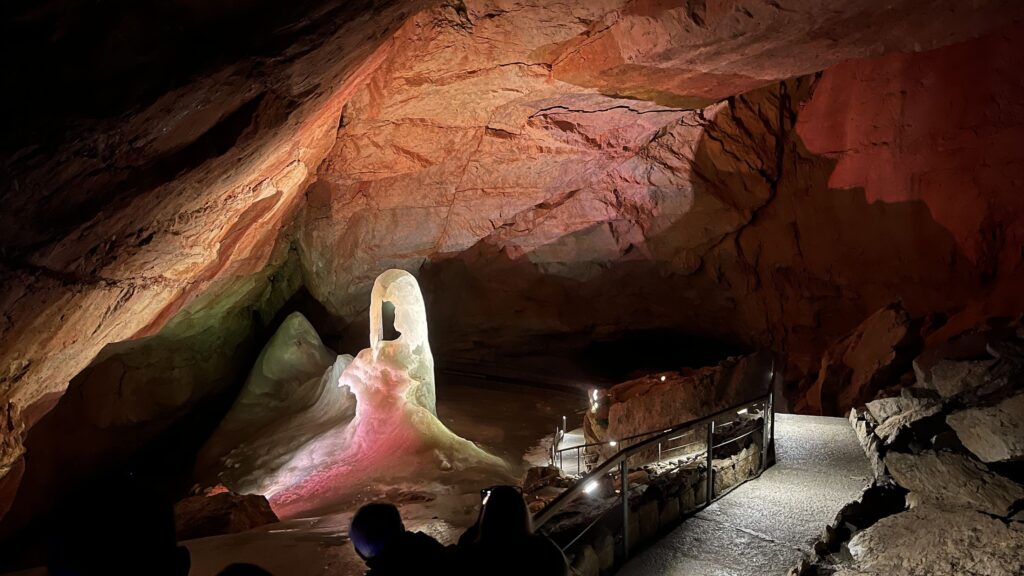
top-left (534, 355), bottom-right (779, 560)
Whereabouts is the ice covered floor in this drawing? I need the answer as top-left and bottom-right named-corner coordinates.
top-left (619, 414), bottom-right (872, 576)
top-left (191, 377), bottom-right (582, 576)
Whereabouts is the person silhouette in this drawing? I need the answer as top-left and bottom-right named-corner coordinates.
top-left (45, 469), bottom-right (190, 576)
top-left (456, 485), bottom-right (567, 576)
top-left (350, 502), bottom-right (448, 575)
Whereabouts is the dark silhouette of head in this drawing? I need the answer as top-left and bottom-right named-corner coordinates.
top-left (479, 485), bottom-right (532, 542)
top-left (350, 502), bottom-right (405, 560)
top-left (46, 469), bottom-right (190, 576)
top-left (217, 563), bottom-right (274, 576)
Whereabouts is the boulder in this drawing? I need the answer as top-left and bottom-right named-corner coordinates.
top-left (925, 359), bottom-right (996, 399)
top-left (884, 451), bottom-right (1024, 517)
top-left (174, 491), bottom-right (279, 541)
top-left (867, 393), bottom-right (943, 446)
top-left (947, 393), bottom-right (1024, 463)
top-left (523, 465), bottom-right (562, 493)
top-left (806, 303), bottom-right (918, 415)
top-left (846, 505), bottom-right (1024, 576)
top-left (849, 408), bottom-right (887, 479)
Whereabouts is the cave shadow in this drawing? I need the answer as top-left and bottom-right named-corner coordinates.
top-left (418, 78), bottom-right (979, 405)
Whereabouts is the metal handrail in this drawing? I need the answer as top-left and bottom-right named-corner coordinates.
top-left (533, 352), bottom-right (780, 565)
top-left (533, 390), bottom-right (772, 527)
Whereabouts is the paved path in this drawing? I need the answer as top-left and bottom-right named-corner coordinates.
top-left (619, 414), bottom-right (871, 576)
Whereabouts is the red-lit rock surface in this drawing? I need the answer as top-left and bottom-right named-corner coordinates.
top-left (584, 353), bottom-right (771, 454)
top-left (2, 0), bottom-right (1024, 525)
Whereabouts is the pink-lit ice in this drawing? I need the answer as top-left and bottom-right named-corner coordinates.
top-left (202, 270), bottom-right (507, 518)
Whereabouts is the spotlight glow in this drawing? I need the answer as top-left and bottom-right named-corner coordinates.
top-left (583, 480), bottom-right (599, 495)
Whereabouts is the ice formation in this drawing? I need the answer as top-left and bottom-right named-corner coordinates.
top-left (196, 312), bottom-right (356, 494)
top-left (201, 269), bottom-right (506, 518)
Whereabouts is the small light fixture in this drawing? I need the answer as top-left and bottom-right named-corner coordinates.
top-left (660, 375), bottom-right (666, 382)
top-left (583, 480), bottom-right (598, 495)
top-left (609, 440), bottom-right (618, 447)
top-left (737, 408), bottom-right (749, 416)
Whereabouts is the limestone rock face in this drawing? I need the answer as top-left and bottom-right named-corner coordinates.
top-left (801, 304), bottom-right (918, 415)
top-left (174, 491), bottom-right (279, 541)
top-left (587, 353), bottom-right (773, 450)
top-left (947, 393), bottom-right (1024, 463)
top-left (865, 393), bottom-right (943, 446)
top-left (844, 505), bottom-right (1024, 576)
top-left (885, 451), bottom-right (1024, 517)
top-left (926, 359), bottom-right (998, 399)
top-left (0, 0), bottom-right (418, 518)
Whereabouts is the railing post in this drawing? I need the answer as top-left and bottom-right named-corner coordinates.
top-left (620, 458), bottom-right (630, 557)
top-left (760, 393), bottom-right (772, 473)
top-left (657, 442), bottom-right (662, 463)
top-left (705, 420), bottom-right (715, 506)
top-left (577, 448), bottom-right (581, 474)
top-left (769, 389), bottom-right (776, 467)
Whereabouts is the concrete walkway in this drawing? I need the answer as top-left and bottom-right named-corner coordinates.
top-left (619, 414), bottom-right (872, 576)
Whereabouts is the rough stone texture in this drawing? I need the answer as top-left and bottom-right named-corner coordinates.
top-left (588, 352), bottom-right (772, 453)
top-left (523, 465), bottom-right (562, 493)
top-left (636, 499), bottom-right (660, 544)
top-left (174, 491), bottom-right (280, 541)
top-left (947, 393), bottom-right (1024, 463)
top-left (0, 0), bottom-right (419, 520)
top-left (849, 408), bottom-right (887, 480)
top-left (844, 505), bottom-right (1024, 576)
top-left (885, 451), bottom-right (1024, 517)
top-left (868, 394), bottom-right (943, 446)
top-left (801, 303), bottom-right (917, 415)
top-left (659, 497), bottom-right (680, 530)
top-left (4, 0), bottom-right (1024, 521)
top-left (713, 445), bottom-right (761, 494)
top-left (303, 3), bottom-right (1024, 380)
top-left (926, 359), bottom-right (997, 399)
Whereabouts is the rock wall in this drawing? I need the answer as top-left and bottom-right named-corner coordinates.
top-left (304, 11), bottom-right (1024, 377)
top-left (585, 352), bottom-right (773, 453)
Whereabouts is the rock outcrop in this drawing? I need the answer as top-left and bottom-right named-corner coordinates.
top-left (842, 505), bottom-right (1024, 576)
top-left (585, 352), bottom-right (773, 452)
top-left (886, 451), bottom-right (1024, 517)
top-left (174, 490), bottom-right (279, 541)
top-left (794, 320), bottom-right (1024, 576)
top-left (800, 303), bottom-right (920, 415)
top-left (947, 393), bottom-right (1024, 464)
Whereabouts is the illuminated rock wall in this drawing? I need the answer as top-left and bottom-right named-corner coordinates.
top-left (2, 0), bottom-right (1024, 522)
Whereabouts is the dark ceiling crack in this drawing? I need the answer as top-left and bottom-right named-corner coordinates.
top-left (529, 104), bottom-right (691, 118)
